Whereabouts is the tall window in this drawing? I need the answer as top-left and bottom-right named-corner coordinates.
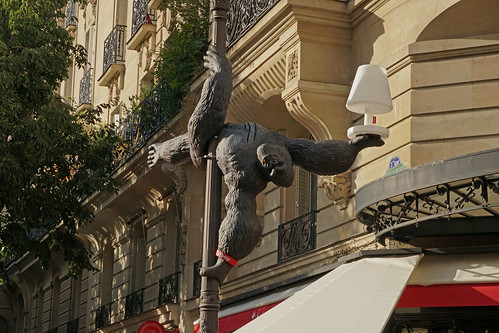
top-left (100, 242), bottom-right (114, 306)
top-left (131, 220), bottom-right (147, 292)
top-left (50, 275), bottom-right (61, 330)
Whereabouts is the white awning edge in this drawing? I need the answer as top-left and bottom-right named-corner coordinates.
top-left (236, 254), bottom-right (423, 333)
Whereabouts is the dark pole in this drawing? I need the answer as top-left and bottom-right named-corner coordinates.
top-left (199, 1), bottom-right (229, 333)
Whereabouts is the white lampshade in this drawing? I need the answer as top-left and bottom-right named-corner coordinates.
top-left (346, 64), bottom-right (393, 139)
top-left (346, 64), bottom-right (392, 115)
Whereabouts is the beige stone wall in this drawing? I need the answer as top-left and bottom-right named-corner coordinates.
top-left (349, 0), bottom-right (499, 190)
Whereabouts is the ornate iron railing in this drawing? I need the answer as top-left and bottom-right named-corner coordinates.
top-left (356, 149), bottom-right (499, 245)
top-left (94, 303), bottom-right (111, 329)
top-left (28, 228), bottom-right (47, 240)
top-left (124, 289), bottom-right (144, 319)
top-left (278, 211), bottom-right (317, 262)
top-left (358, 175), bottom-right (499, 243)
top-left (193, 260), bottom-right (202, 298)
top-left (131, 0), bottom-right (157, 38)
top-left (227, 0), bottom-right (279, 47)
top-left (158, 272), bottom-right (180, 305)
top-left (66, 318), bottom-right (79, 333)
top-left (65, 1), bottom-right (77, 28)
top-left (114, 82), bottom-right (181, 164)
top-left (103, 25), bottom-right (126, 75)
top-left (78, 68), bottom-right (92, 106)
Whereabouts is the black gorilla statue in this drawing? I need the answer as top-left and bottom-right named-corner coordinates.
top-left (148, 46), bottom-right (384, 284)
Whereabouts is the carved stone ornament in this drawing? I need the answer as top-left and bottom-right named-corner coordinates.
top-left (108, 74), bottom-right (121, 104)
top-left (90, 0), bottom-right (97, 17)
top-left (319, 171), bottom-right (352, 208)
top-left (161, 163), bottom-right (187, 194)
top-left (146, 46), bottom-right (155, 72)
top-left (287, 49), bottom-right (299, 82)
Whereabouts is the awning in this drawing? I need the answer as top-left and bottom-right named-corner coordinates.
top-left (193, 283), bottom-right (308, 333)
top-left (235, 254), bottom-right (423, 333)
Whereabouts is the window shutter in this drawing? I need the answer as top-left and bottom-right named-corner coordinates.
top-left (87, 25), bottom-right (96, 68)
top-left (295, 167), bottom-right (310, 217)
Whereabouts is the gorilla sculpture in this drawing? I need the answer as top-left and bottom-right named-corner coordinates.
top-left (148, 46), bottom-right (384, 284)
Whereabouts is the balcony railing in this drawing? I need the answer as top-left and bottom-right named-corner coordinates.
top-left (158, 272), bottom-right (180, 305)
top-left (91, 272), bottom-right (185, 329)
top-left (131, 0), bottom-right (156, 38)
top-left (278, 211), bottom-right (317, 262)
top-left (79, 68), bottom-right (92, 106)
top-left (114, 82), bottom-right (181, 165)
top-left (65, 1), bottom-right (77, 29)
top-left (95, 303), bottom-right (111, 329)
top-left (66, 318), bottom-right (79, 333)
top-left (356, 149), bottom-right (499, 246)
top-left (227, 0), bottom-right (279, 47)
top-left (103, 25), bottom-right (126, 75)
top-left (125, 289), bottom-right (144, 319)
top-left (193, 260), bottom-right (202, 298)
top-left (28, 228), bottom-right (47, 240)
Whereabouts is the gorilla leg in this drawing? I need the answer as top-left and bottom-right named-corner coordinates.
top-left (200, 188), bottom-right (263, 284)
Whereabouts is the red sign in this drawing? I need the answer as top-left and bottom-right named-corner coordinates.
top-left (397, 283), bottom-right (499, 308)
top-left (138, 321), bottom-right (166, 333)
top-left (193, 301), bottom-right (282, 333)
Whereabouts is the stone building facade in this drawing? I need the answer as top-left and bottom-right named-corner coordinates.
top-left (1, 0), bottom-right (499, 332)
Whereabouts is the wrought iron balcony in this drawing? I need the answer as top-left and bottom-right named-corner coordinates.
top-left (78, 68), bottom-right (92, 106)
top-left (65, 1), bottom-right (77, 29)
top-left (227, 0), bottom-right (279, 47)
top-left (94, 303), bottom-right (111, 329)
top-left (114, 82), bottom-right (181, 165)
top-left (131, 0), bottom-right (156, 38)
top-left (103, 25), bottom-right (126, 75)
top-left (193, 260), bottom-right (202, 298)
top-left (28, 228), bottom-right (47, 240)
top-left (158, 272), bottom-right (180, 305)
top-left (66, 318), bottom-right (79, 333)
top-left (278, 211), bottom-right (317, 262)
top-left (125, 289), bottom-right (144, 319)
top-left (356, 148), bottom-right (499, 247)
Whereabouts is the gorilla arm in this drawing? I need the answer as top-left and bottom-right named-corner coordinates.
top-left (286, 134), bottom-right (384, 175)
top-left (147, 133), bottom-right (190, 168)
top-left (147, 46), bottom-right (232, 169)
top-left (187, 45), bottom-right (233, 170)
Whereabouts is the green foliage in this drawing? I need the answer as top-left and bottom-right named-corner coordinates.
top-left (155, 0), bottom-right (210, 100)
top-left (0, 0), bottom-right (120, 282)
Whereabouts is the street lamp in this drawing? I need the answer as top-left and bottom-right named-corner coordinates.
top-left (346, 64), bottom-right (393, 139)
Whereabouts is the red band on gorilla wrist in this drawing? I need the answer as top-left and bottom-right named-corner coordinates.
top-left (216, 249), bottom-right (238, 266)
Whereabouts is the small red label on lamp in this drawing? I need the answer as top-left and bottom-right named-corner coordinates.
top-left (373, 115), bottom-right (377, 124)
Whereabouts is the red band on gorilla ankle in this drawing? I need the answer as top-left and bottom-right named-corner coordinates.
top-left (216, 249), bottom-right (238, 266)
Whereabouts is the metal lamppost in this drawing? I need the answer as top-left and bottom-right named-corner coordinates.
top-left (199, 1), bottom-right (229, 333)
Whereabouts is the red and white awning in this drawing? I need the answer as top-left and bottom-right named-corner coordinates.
top-left (235, 255), bottom-right (423, 333)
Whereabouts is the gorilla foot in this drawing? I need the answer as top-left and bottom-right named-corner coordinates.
top-left (199, 260), bottom-right (233, 285)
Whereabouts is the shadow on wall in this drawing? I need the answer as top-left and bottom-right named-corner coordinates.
top-left (0, 287), bottom-right (15, 333)
top-left (417, 0), bottom-right (499, 41)
top-left (352, 9), bottom-right (385, 65)
top-left (0, 317), bottom-right (8, 333)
